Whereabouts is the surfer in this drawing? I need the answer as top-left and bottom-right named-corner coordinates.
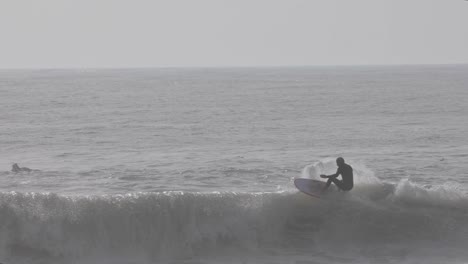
top-left (11, 163), bottom-right (32, 173)
top-left (320, 157), bottom-right (353, 191)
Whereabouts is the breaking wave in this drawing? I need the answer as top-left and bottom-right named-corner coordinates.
top-left (0, 187), bottom-right (467, 263)
top-left (0, 160), bottom-right (467, 263)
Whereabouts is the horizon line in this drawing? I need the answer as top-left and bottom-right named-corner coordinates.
top-left (0, 63), bottom-right (467, 71)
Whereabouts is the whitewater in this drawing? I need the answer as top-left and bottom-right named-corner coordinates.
top-left (0, 65), bottom-right (467, 263)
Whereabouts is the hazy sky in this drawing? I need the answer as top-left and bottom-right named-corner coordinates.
top-left (1, 0), bottom-right (467, 68)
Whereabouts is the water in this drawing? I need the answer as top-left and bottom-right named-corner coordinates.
top-left (0, 65), bottom-right (467, 263)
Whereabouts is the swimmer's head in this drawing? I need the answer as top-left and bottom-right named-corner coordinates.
top-left (336, 157), bottom-right (345, 167)
top-left (12, 163), bottom-right (20, 171)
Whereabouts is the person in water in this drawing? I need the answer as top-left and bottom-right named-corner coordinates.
top-left (11, 163), bottom-right (32, 173)
top-left (320, 157), bottom-right (353, 191)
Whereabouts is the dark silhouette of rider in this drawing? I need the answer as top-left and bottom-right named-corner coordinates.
top-left (320, 157), bottom-right (353, 191)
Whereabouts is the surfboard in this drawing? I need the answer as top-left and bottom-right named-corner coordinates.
top-left (294, 178), bottom-right (327, 198)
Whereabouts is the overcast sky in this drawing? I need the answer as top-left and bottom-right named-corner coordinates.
top-left (0, 0), bottom-right (467, 68)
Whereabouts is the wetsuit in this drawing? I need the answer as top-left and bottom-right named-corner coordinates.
top-left (325, 163), bottom-right (353, 191)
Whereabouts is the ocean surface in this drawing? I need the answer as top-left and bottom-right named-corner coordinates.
top-left (0, 65), bottom-right (467, 264)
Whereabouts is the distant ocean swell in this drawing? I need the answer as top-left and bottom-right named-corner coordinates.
top-left (0, 180), bottom-right (468, 263)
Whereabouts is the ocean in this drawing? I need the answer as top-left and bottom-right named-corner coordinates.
top-left (0, 65), bottom-right (467, 264)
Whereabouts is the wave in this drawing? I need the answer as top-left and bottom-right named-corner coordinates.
top-left (0, 160), bottom-right (467, 263)
top-left (0, 184), bottom-right (467, 263)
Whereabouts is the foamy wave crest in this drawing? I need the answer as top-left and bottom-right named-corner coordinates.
top-left (0, 182), bottom-right (468, 263)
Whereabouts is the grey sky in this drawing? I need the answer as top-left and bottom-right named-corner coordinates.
top-left (1, 0), bottom-right (467, 68)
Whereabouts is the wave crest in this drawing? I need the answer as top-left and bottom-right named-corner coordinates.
top-left (0, 180), bottom-right (467, 263)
